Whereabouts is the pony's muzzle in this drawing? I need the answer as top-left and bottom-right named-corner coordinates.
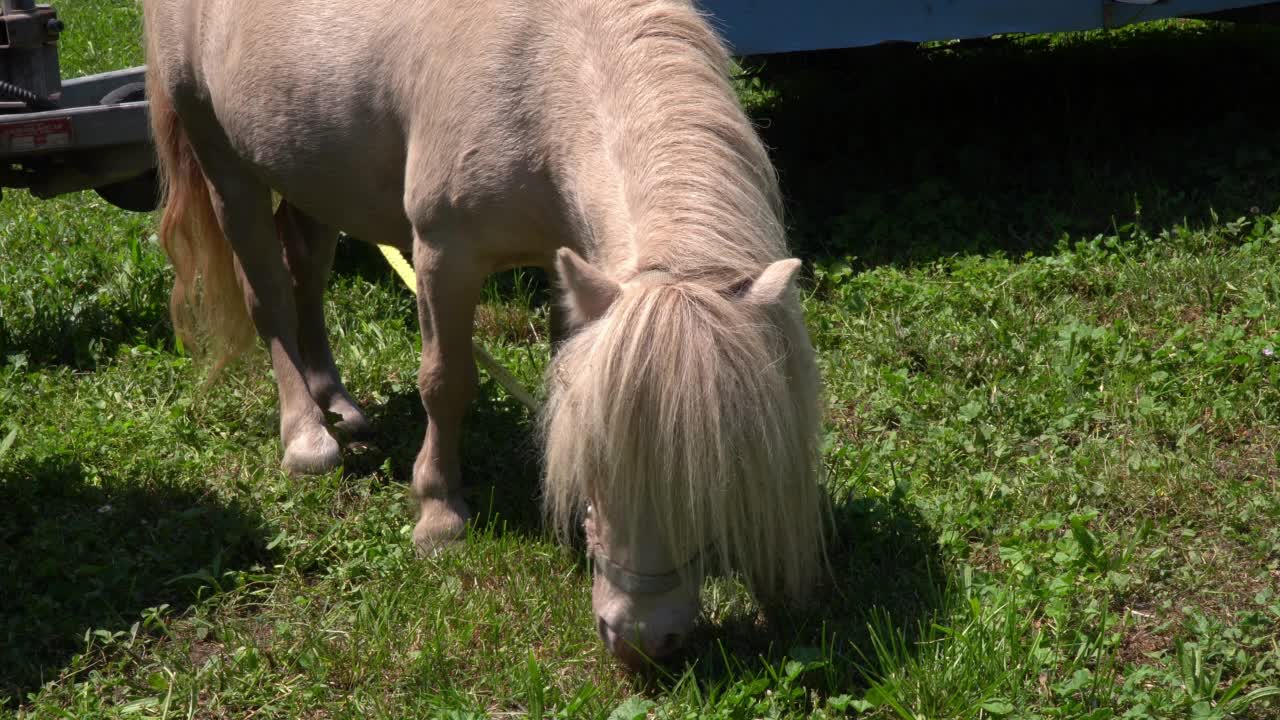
top-left (584, 505), bottom-right (701, 668)
top-left (592, 572), bottom-right (698, 668)
top-left (596, 613), bottom-right (688, 669)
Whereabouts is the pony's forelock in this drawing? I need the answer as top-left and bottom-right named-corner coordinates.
top-left (541, 278), bottom-right (825, 602)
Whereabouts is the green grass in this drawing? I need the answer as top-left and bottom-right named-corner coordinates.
top-left (3, 3), bottom-right (1280, 718)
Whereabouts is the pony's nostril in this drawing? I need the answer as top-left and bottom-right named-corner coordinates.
top-left (651, 632), bottom-right (682, 658)
top-left (596, 616), bottom-right (609, 644)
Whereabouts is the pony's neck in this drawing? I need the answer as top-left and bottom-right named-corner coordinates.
top-left (542, 0), bottom-right (787, 283)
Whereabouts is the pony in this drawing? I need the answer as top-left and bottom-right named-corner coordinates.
top-left (143, 0), bottom-right (825, 667)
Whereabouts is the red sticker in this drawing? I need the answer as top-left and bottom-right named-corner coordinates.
top-left (1, 117), bottom-right (74, 154)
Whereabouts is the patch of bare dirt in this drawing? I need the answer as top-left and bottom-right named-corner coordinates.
top-left (1117, 605), bottom-right (1181, 665)
top-left (968, 543), bottom-right (1006, 575)
top-left (828, 400), bottom-right (870, 442)
top-left (1211, 425), bottom-right (1279, 484)
top-left (189, 639), bottom-right (224, 669)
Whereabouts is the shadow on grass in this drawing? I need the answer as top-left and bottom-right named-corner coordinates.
top-left (670, 491), bottom-right (947, 695)
top-left (348, 382), bottom-right (547, 539)
top-left (746, 22), bottom-right (1280, 269)
top-left (0, 306), bottom-right (173, 372)
top-left (0, 456), bottom-right (275, 705)
top-left (330, 235), bottom-right (408, 289)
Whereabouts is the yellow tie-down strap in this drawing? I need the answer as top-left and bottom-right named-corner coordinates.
top-left (378, 244), bottom-right (541, 414)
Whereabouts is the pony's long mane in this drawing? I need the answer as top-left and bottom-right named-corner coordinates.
top-left (540, 0), bottom-right (825, 601)
top-left (540, 0), bottom-right (787, 276)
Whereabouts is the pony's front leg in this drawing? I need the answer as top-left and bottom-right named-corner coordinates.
top-left (410, 233), bottom-right (482, 553)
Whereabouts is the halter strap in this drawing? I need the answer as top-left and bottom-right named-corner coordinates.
top-left (585, 503), bottom-right (708, 595)
top-left (590, 544), bottom-right (705, 595)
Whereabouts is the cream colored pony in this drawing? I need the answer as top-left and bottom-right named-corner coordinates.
top-left (144, 0), bottom-right (825, 667)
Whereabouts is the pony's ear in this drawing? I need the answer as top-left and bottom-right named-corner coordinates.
top-left (556, 247), bottom-right (620, 325)
top-left (742, 258), bottom-right (802, 306)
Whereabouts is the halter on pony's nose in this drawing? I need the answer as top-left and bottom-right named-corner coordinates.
top-left (591, 542), bottom-right (699, 595)
top-left (584, 504), bottom-right (706, 595)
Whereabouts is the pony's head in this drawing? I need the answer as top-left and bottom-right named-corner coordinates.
top-left (542, 248), bottom-right (825, 668)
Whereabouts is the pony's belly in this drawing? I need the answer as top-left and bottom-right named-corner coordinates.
top-left (271, 174), bottom-right (414, 249)
top-left (226, 124), bottom-right (415, 246)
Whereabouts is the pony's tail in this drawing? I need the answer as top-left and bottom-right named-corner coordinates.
top-left (147, 72), bottom-right (255, 378)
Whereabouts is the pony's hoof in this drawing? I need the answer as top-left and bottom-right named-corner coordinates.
top-left (329, 410), bottom-right (374, 445)
top-left (413, 497), bottom-right (471, 556)
top-left (323, 398), bottom-right (373, 442)
top-left (335, 418), bottom-right (374, 445)
top-left (281, 427), bottom-right (342, 475)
